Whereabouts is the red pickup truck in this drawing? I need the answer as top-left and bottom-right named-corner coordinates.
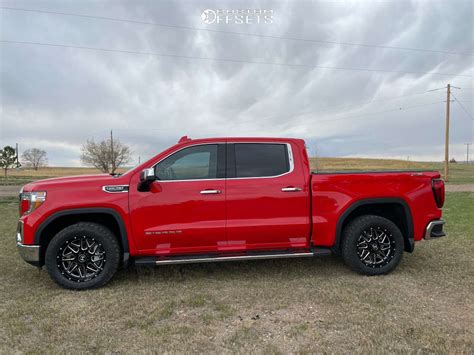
top-left (17, 136), bottom-right (445, 289)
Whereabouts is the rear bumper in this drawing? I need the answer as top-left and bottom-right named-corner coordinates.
top-left (424, 219), bottom-right (446, 240)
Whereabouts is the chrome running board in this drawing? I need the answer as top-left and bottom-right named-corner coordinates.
top-left (134, 249), bottom-right (331, 266)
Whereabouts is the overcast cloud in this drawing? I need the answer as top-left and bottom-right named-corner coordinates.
top-left (0, 0), bottom-right (473, 166)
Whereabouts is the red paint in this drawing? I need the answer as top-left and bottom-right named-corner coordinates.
top-left (19, 137), bottom-right (444, 261)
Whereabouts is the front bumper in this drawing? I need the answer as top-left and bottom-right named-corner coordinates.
top-left (424, 219), bottom-right (446, 240)
top-left (16, 220), bottom-right (41, 267)
top-left (17, 243), bottom-right (41, 266)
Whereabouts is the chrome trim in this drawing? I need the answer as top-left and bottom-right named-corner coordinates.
top-left (281, 187), bottom-right (302, 192)
top-left (102, 185), bottom-right (130, 193)
top-left (152, 142), bottom-right (295, 183)
top-left (140, 168), bottom-right (155, 181)
top-left (200, 189), bottom-right (221, 194)
top-left (424, 219), bottom-right (445, 240)
top-left (16, 220), bottom-right (24, 243)
top-left (153, 252), bottom-right (315, 265)
top-left (17, 243), bottom-right (40, 263)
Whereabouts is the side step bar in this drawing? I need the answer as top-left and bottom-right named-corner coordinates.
top-left (134, 248), bottom-right (332, 266)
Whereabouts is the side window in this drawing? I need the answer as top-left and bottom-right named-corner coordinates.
top-left (234, 143), bottom-right (290, 178)
top-left (155, 145), bottom-right (218, 180)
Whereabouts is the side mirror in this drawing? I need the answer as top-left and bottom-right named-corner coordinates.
top-left (139, 168), bottom-right (156, 183)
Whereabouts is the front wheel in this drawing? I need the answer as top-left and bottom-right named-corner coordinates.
top-left (45, 222), bottom-right (120, 290)
top-left (341, 215), bottom-right (404, 275)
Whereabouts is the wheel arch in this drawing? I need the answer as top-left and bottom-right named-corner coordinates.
top-left (334, 198), bottom-right (414, 253)
top-left (34, 208), bottom-right (129, 266)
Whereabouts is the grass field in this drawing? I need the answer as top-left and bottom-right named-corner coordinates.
top-left (310, 158), bottom-right (474, 184)
top-left (2, 158), bottom-right (473, 186)
top-left (0, 192), bottom-right (472, 353)
top-left (0, 167), bottom-right (123, 186)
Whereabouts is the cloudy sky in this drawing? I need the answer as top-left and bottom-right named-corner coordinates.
top-left (1, 0), bottom-right (473, 166)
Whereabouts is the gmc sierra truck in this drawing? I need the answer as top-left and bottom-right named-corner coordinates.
top-left (17, 136), bottom-right (446, 289)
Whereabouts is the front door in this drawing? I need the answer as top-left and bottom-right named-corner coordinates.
top-left (130, 144), bottom-right (226, 255)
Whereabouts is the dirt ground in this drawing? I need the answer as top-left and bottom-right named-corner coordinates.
top-left (0, 185), bottom-right (21, 198)
top-left (445, 184), bottom-right (474, 192)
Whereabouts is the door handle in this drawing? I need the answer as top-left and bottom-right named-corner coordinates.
top-left (281, 187), bottom-right (302, 192)
top-left (200, 189), bottom-right (222, 194)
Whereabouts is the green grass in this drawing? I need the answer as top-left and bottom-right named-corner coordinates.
top-left (0, 193), bottom-right (473, 352)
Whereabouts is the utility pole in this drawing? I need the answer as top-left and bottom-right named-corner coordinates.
top-left (444, 84), bottom-right (451, 182)
top-left (110, 130), bottom-right (115, 173)
top-left (466, 143), bottom-right (472, 164)
top-left (15, 143), bottom-right (20, 168)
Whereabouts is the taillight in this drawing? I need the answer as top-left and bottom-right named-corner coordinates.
top-left (432, 179), bottom-right (445, 208)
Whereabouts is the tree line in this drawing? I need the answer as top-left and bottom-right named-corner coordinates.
top-left (0, 146), bottom-right (48, 177)
top-left (0, 137), bottom-right (131, 177)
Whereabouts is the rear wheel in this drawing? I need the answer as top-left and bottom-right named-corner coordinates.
top-left (45, 222), bottom-right (120, 289)
top-left (341, 215), bottom-right (404, 275)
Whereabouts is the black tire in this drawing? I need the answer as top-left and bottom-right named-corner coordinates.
top-left (341, 215), bottom-right (404, 275)
top-left (45, 222), bottom-right (120, 290)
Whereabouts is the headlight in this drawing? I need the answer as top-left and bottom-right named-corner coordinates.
top-left (19, 191), bottom-right (47, 216)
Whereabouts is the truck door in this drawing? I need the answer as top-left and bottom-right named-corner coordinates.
top-left (129, 144), bottom-right (226, 255)
top-left (225, 142), bottom-right (310, 251)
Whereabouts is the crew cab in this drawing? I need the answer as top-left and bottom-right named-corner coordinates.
top-left (17, 136), bottom-right (446, 289)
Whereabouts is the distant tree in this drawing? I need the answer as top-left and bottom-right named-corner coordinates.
top-left (449, 158), bottom-right (457, 163)
top-left (80, 138), bottom-right (131, 174)
top-left (0, 146), bottom-right (18, 178)
top-left (22, 148), bottom-right (48, 170)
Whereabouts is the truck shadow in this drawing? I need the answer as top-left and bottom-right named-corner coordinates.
top-left (115, 255), bottom-right (349, 285)
top-left (112, 249), bottom-right (425, 287)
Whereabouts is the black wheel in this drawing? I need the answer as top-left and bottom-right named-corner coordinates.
top-left (45, 222), bottom-right (120, 290)
top-left (341, 215), bottom-right (404, 275)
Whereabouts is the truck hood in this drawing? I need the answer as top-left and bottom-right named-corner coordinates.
top-left (22, 174), bottom-right (123, 191)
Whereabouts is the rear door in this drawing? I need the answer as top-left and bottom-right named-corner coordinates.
top-left (225, 142), bottom-right (310, 251)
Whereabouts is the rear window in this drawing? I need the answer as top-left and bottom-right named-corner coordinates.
top-left (234, 143), bottom-right (290, 178)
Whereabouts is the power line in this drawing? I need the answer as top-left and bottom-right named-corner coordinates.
top-left (90, 101), bottom-right (445, 138)
top-left (291, 101), bottom-right (445, 125)
top-left (237, 101), bottom-right (445, 132)
top-left (242, 88), bottom-right (446, 124)
top-left (1, 39), bottom-right (472, 78)
top-left (0, 6), bottom-right (472, 57)
top-left (452, 92), bottom-right (474, 120)
top-left (88, 89), bottom-right (445, 137)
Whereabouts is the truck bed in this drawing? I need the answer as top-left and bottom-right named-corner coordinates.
top-left (310, 170), bottom-right (442, 248)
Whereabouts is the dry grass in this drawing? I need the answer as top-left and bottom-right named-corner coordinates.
top-left (3, 158), bottom-right (473, 186)
top-left (0, 167), bottom-right (126, 186)
top-left (0, 193), bottom-right (472, 353)
top-left (312, 158), bottom-right (474, 184)
top-left (4, 167), bottom-right (106, 177)
top-left (312, 157), bottom-right (438, 171)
